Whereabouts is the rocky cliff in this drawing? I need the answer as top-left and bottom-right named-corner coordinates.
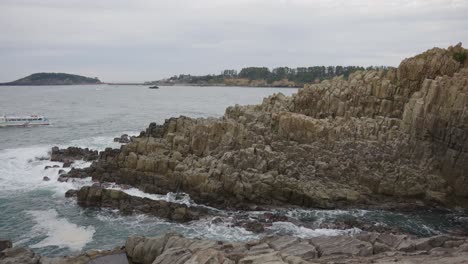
top-left (71, 43), bottom-right (467, 210)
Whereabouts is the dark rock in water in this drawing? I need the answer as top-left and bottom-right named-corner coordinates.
top-left (65, 189), bottom-right (78, 198)
top-left (232, 212), bottom-right (293, 234)
top-left (114, 134), bottom-right (131, 144)
top-left (58, 169), bottom-right (65, 174)
top-left (44, 165), bottom-right (60, 170)
top-left (66, 168), bottom-right (89, 179)
top-left (50, 146), bottom-right (98, 163)
top-left (0, 239), bottom-right (12, 252)
top-left (57, 175), bottom-right (69, 182)
top-left (62, 159), bottom-right (73, 168)
top-left (76, 186), bottom-right (208, 222)
top-left (42, 176), bottom-right (50, 181)
top-left (243, 221), bottom-right (265, 233)
top-left (210, 217), bottom-right (224, 225)
top-left (319, 218), bottom-right (403, 234)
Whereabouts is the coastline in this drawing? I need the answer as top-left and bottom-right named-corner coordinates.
top-left (1, 43), bottom-right (468, 263)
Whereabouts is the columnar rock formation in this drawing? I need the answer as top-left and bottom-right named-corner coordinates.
top-left (71, 44), bottom-right (467, 209)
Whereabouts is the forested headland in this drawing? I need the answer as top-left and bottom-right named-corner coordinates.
top-left (148, 65), bottom-right (390, 87)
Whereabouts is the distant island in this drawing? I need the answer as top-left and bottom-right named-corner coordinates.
top-left (146, 65), bottom-right (390, 88)
top-left (0, 73), bottom-right (102, 86)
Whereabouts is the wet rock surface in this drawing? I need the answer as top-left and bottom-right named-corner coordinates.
top-left (114, 134), bottom-right (132, 144)
top-left (50, 146), bottom-right (98, 165)
top-left (75, 186), bottom-right (208, 222)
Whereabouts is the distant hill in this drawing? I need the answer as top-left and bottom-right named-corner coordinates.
top-left (0, 73), bottom-right (102, 85)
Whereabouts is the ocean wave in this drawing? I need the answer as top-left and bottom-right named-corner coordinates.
top-left (26, 209), bottom-right (95, 252)
top-left (0, 132), bottom-right (135, 195)
top-left (181, 218), bottom-right (260, 242)
top-left (266, 221), bottom-right (361, 238)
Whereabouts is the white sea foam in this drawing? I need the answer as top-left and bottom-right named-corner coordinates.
top-left (0, 133), bottom-right (135, 196)
top-left (107, 184), bottom-right (194, 206)
top-left (182, 219), bottom-right (260, 242)
top-left (286, 209), bottom-right (369, 225)
top-left (267, 221), bottom-right (361, 238)
top-left (27, 209), bottom-right (95, 251)
top-left (0, 146), bottom-right (56, 194)
top-left (65, 132), bottom-right (138, 150)
top-left (0, 146), bottom-right (94, 196)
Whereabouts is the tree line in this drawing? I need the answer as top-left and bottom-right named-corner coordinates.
top-left (158, 65), bottom-right (390, 86)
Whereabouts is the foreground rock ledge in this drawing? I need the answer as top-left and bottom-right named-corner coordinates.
top-left (2, 233), bottom-right (468, 264)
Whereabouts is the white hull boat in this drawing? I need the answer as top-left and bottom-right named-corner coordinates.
top-left (0, 115), bottom-right (49, 127)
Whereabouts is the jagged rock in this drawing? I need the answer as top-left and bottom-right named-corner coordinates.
top-left (64, 189), bottom-right (78, 198)
top-left (42, 176), bottom-right (50, 181)
top-left (76, 186), bottom-right (206, 222)
top-left (50, 146), bottom-right (98, 163)
top-left (62, 159), bottom-right (73, 168)
top-left (114, 134), bottom-right (131, 144)
top-left (57, 175), bottom-right (69, 182)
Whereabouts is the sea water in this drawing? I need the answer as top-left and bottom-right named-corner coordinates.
top-left (0, 85), bottom-right (467, 256)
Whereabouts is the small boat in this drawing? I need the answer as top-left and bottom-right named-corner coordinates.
top-left (148, 85), bottom-right (159, 89)
top-left (0, 115), bottom-right (50, 127)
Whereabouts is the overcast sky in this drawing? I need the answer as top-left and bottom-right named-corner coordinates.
top-left (0, 0), bottom-right (467, 82)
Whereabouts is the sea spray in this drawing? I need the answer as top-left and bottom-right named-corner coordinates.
top-left (27, 209), bottom-right (95, 252)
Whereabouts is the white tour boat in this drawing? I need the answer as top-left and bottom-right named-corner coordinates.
top-left (0, 115), bottom-right (49, 127)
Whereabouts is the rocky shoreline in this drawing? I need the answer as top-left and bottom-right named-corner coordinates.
top-left (2, 44), bottom-right (468, 263)
top-left (2, 232), bottom-right (468, 263)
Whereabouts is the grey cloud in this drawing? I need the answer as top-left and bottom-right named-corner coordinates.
top-left (0, 0), bottom-right (467, 82)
